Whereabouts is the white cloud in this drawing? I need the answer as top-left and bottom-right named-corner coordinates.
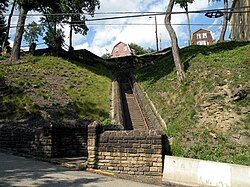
top-left (7, 0), bottom-right (216, 56)
top-left (81, 0), bottom-right (212, 56)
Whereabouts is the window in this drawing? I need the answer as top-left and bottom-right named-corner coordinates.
top-left (197, 40), bottom-right (207, 45)
top-left (124, 46), bottom-right (127, 51)
top-left (196, 33), bottom-right (202, 39)
top-left (203, 33), bottom-right (207, 38)
top-left (115, 47), bottom-right (119, 53)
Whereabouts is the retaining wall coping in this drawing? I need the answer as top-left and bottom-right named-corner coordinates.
top-left (101, 129), bottom-right (164, 137)
top-left (163, 156), bottom-right (250, 187)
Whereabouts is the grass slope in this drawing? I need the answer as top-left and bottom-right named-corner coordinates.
top-left (0, 55), bottom-right (112, 125)
top-left (135, 42), bottom-right (250, 166)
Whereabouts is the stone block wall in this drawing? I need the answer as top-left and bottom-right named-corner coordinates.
top-left (87, 123), bottom-right (168, 176)
top-left (0, 124), bottom-right (53, 157)
top-left (0, 124), bottom-right (89, 158)
top-left (111, 77), bottom-right (125, 129)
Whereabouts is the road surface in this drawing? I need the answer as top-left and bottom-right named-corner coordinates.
top-left (0, 152), bottom-right (161, 187)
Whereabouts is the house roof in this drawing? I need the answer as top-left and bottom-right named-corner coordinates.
top-left (111, 41), bottom-right (132, 54)
top-left (192, 28), bottom-right (211, 35)
top-left (113, 41), bottom-right (126, 48)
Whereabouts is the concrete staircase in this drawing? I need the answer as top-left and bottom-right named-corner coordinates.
top-left (121, 80), bottom-right (147, 130)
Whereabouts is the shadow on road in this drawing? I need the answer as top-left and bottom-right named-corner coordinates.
top-left (0, 153), bottom-right (110, 187)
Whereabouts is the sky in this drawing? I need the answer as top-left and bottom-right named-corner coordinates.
top-left (6, 0), bottom-right (230, 56)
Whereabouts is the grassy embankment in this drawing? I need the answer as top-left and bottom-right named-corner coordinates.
top-left (0, 55), bottom-right (112, 124)
top-left (135, 42), bottom-right (250, 166)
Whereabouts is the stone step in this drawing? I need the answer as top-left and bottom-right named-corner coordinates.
top-left (0, 111), bottom-right (15, 118)
top-left (121, 79), bottom-right (148, 130)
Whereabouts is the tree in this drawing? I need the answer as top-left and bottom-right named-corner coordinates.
top-left (176, 0), bottom-right (194, 46)
top-left (43, 28), bottom-right (65, 56)
top-left (10, 0), bottom-right (51, 61)
top-left (165, 0), bottom-right (185, 82)
top-left (40, 0), bottom-right (100, 52)
top-left (101, 53), bottom-right (111, 59)
top-left (209, 0), bottom-right (228, 42)
top-left (10, 0), bottom-right (100, 62)
top-left (147, 48), bottom-right (156, 53)
top-left (0, 0), bottom-right (8, 52)
top-left (0, 15), bottom-right (7, 52)
top-left (219, 0), bottom-right (228, 42)
top-left (129, 43), bottom-right (148, 55)
top-left (23, 21), bottom-right (44, 55)
top-left (2, 0), bottom-right (16, 52)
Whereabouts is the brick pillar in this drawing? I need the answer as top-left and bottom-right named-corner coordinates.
top-left (87, 121), bottom-right (101, 169)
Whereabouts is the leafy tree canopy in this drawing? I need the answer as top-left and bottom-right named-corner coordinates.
top-left (175, 0), bottom-right (194, 9)
top-left (101, 53), bottom-right (111, 59)
top-left (43, 28), bottom-right (65, 49)
top-left (0, 1), bottom-right (8, 50)
top-left (129, 43), bottom-right (149, 55)
top-left (24, 21), bottom-right (44, 45)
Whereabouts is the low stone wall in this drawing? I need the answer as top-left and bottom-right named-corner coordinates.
top-left (0, 124), bottom-right (89, 158)
top-left (0, 124), bottom-right (53, 157)
top-left (87, 123), bottom-right (170, 176)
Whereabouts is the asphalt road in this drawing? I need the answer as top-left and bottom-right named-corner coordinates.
top-left (0, 152), bottom-right (161, 187)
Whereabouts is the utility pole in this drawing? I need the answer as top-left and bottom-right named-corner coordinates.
top-left (150, 16), bottom-right (159, 51)
top-left (155, 16), bottom-right (159, 51)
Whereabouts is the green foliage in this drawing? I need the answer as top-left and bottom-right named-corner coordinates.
top-left (102, 118), bottom-right (112, 126)
top-left (43, 28), bottom-right (65, 48)
top-left (0, 1), bottom-right (7, 50)
top-left (24, 21), bottom-right (44, 45)
top-left (135, 42), bottom-right (250, 165)
top-left (40, 0), bottom-right (100, 38)
top-left (129, 43), bottom-right (151, 55)
top-left (101, 53), bottom-right (111, 59)
top-left (17, 0), bottom-right (51, 11)
top-left (175, 0), bottom-right (194, 8)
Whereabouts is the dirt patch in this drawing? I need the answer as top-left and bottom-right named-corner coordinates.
top-left (196, 84), bottom-right (249, 146)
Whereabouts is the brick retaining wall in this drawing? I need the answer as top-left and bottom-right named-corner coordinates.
top-left (87, 123), bottom-right (170, 176)
top-left (0, 124), bottom-right (88, 158)
top-left (0, 122), bottom-right (170, 176)
top-left (0, 124), bottom-right (53, 157)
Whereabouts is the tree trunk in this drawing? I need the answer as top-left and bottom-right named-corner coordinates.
top-left (69, 24), bottom-right (73, 49)
top-left (10, 6), bottom-right (29, 62)
top-left (164, 0), bottom-right (185, 82)
top-left (185, 4), bottom-right (192, 46)
top-left (29, 42), bottom-right (36, 56)
top-left (219, 0), bottom-right (228, 42)
top-left (2, 0), bottom-right (16, 51)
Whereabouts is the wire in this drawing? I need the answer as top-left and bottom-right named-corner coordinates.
top-left (1, 7), bottom-right (249, 29)
top-left (3, 6), bottom-right (250, 17)
top-left (86, 10), bottom-right (250, 22)
top-left (4, 22), bottom-right (249, 29)
top-left (21, 43), bottom-right (45, 48)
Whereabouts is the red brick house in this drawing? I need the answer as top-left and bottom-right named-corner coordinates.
top-left (191, 29), bottom-right (213, 45)
top-left (111, 42), bottom-right (133, 58)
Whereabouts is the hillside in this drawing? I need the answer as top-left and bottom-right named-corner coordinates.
top-left (0, 55), bottom-right (112, 126)
top-left (135, 42), bottom-right (250, 166)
